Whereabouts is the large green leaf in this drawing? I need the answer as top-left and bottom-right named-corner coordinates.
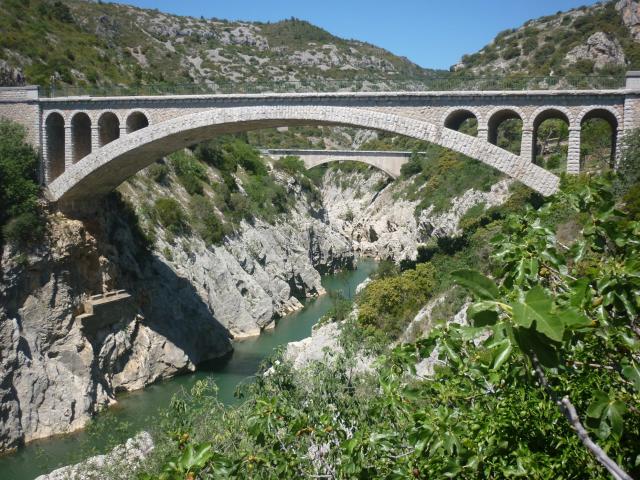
top-left (490, 338), bottom-right (513, 370)
top-left (511, 287), bottom-right (564, 342)
top-left (179, 443), bottom-right (214, 471)
top-left (451, 270), bottom-right (499, 300)
top-left (587, 391), bottom-right (627, 440)
top-left (622, 360), bottom-right (640, 393)
top-left (513, 327), bottom-right (559, 368)
top-left (561, 308), bottom-right (592, 329)
top-left (467, 301), bottom-right (500, 327)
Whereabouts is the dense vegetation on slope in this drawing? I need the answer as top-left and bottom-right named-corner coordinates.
top-left (0, 0), bottom-right (437, 89)
top-left (120, 135), bottom-right (323, 249)
top-left (128, 132), bottom-right (640, 478)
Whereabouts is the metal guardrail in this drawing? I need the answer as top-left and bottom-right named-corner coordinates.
top-left (41, 75), bottom-right (626, 98)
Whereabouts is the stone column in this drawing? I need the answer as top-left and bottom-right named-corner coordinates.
top-left (613, 128), bottom-right (624, 169)
top-left (64, 125), bottom-right (73, 169)
top-left (120, 125), bottom-right (128, 137)
top-left (477, 125), bottom-right (489, 142)
top-left (91, 125), bottom-right (100, 151)
top-left (42, 127), bottom-right (50, 185)
top-left (567, 127), bottom-right (581, 174)
top-left (520, 128), bottom-right (534, 163)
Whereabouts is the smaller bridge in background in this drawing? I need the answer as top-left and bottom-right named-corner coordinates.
top-left (262, 149), bottom-right (415, 178)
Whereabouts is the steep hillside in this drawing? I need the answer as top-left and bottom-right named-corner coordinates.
top-left (0, 0), bottom-right (438, 89)
top-left (453, 0), bottom-right (640, 76)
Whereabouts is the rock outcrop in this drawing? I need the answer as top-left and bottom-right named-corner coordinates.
top-left (617, 0), bottom-right (640, 41)
top-left (565, 32), bottom-right (626, 69)
top-left (0, 60), bottom-right (25, 87)
top-left (35, 431), bottom-right (154, 480)
top-left (0, 207), bottom-right (232, 451)
top-left (321, 168), bottom-right (512, 261)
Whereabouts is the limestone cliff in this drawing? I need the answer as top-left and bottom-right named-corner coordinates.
top-left (0, 166), bottom-right (353, 451)
top-left (0, 204), bottom-right (232, 451)
top-left (320, 167), bottom-right (512, 261)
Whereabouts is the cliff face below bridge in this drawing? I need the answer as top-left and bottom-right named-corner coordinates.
top-left (0, 169), bottom-right (353, 450)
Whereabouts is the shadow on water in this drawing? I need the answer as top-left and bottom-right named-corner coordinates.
top-left (0, 257), bottom-right (377, 480)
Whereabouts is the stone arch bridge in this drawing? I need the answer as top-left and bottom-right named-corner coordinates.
top-left (2, 73), bottom-right (640, 208)
top-left (262, 148), bottom-right (415, 178)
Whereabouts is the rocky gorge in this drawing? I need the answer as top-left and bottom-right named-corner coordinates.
top-left (0, 151), bottom-right (511, 454)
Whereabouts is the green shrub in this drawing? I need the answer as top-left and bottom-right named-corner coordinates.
top-left (190, 195), bottom-right (227, 245)
top-left (225, 140), bottom-right (267, 176)
top-left (0, 120), bottom-right (42, 246)
top-left (622, 183), bottom-right (640, 220)
top-left (195, 143), bottom-right (230, 171)
top-left (2, 211), bottom-right (45, 245)
top-left (501, 45), bottom-right (521, 60)
top-left (170, 151), bottom-right (208, 195)
top-left (616, 128), bottom-right (640, 196)
top-left (37, 1), bottom-right (74, 23)
top-left (522, 36), bottom-right (538, 54)
top-left (152, 197), bottom-right (189, 235)
top-left (358, 263), bottom-right (436, 339)
top-left (148, 162), bottom-right (169, 184)
top-left (400, 153), bottom-right (424, 178)
top-left (274, 155), bottom-right (306, 175)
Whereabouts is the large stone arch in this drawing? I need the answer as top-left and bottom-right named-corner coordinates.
top-left (46, 106), bottom-right (560, 205)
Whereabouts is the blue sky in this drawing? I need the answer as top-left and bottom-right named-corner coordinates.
top-left (113, 0), bottom-right (601, 70)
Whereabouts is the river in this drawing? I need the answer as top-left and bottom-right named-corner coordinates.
top-left (0, 259), bottom-right (377, 480)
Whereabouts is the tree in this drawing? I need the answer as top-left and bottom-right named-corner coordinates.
top-left (0, 120), bottom-right (43, 244)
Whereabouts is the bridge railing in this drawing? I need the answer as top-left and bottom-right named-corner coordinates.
top-left (41, 75), bottom-right (626, 97)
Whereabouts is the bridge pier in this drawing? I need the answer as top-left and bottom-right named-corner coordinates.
top-left (567, 128), bottom-right (581, 174)
top-left (521, 128), bottom-right (534, 164)
top-left (477, 127), bottom-right (489, 142)
top-left (64, 125), bottom-right (73, 171)
top-left (91, 125), bottom-right (100, 152)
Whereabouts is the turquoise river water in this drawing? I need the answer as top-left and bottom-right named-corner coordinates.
top-left (0, 259), bottom-right (377, 480)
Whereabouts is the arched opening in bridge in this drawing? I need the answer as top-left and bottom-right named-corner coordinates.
top-left (580, 109), bottom-right (618, 172)
top-left (444, 109), bottom-right (478, 136)
top-left (98, 112), bottom-right (120, 147)
top-left (488, 109), bottom-right (523, 155)
top-left (71, 112), bottom-right (92, 163)
top-left (532, 109), bottom-right (569, 174)
top-left (126, 111), bottom-right (149, 133)
top-left (45, 112), bottom-right (65, 181)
